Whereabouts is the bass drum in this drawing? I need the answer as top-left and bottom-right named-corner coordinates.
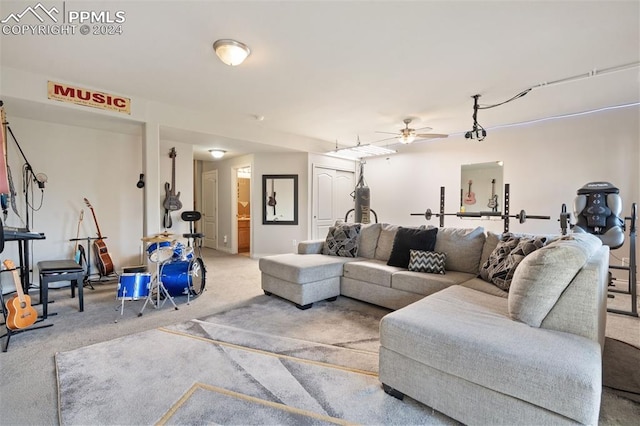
top-left (160, 257), bottom-right (206, 297)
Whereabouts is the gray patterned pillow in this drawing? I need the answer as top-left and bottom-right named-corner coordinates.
top-left (408, 250), bottom-right (447, 274)
top-left (480, 234), bottom-right (547, 291)
top-left (323, 223), bottom-right (361, 257)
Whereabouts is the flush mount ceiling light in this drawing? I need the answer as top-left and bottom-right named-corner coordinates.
top-left (213, 39), bottom-right (251, 66)
top-left (209, 149), bottom-right (226, 159)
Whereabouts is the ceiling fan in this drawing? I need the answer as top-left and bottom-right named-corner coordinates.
top-left (376, 118), bottom-right (448, 144)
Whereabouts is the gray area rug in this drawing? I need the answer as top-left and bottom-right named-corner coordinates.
top-left (603, 338), bottom-right (640, 403)
top-left (56, 296), bottom-right (640, 425)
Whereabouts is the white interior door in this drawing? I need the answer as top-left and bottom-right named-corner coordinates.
top-left (312, 166), bottom-right (355, 239)
top-left (202, 170), bottom-right (218, 248)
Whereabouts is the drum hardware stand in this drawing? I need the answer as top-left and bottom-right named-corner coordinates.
top-left (137, 259), bottom-right (178, 316)
top-left (411, 184), bottom-right (551, 231)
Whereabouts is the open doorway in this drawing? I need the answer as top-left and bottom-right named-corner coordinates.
top-left (237, 166), bottom-right (251, 255)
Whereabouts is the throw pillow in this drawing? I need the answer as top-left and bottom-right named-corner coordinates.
top-left (479, 234), bottom-right (520, 290)
top-left (408, 250), bottom-right (447, 274)
top-left (322, 223), bottom-right (361, 257)
top-left (480, 234), bottom-right (548, 291)
top-left (387, 227), bottom-right (438, 268)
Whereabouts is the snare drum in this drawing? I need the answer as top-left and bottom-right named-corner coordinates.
top-left (117, 273), bottom-right (151, 300)
top-left (160, 258), bottom-right (206, 297)
top-left (147, 241), bottom-right (173, 263)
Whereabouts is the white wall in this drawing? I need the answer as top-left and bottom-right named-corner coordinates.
top-left (2, 117), bottom-right (143, 278)
top-left (363, 105), bottom-right (639, 263)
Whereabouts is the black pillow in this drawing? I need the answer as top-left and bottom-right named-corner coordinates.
top-left (387, 227), bottom-right (438, 268)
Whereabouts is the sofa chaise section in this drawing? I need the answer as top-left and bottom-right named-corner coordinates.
top-left (259, 253), bottom-right (355, 309)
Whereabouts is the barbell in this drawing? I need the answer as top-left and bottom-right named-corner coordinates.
top-left (412, 209), bottom-right (550, 224)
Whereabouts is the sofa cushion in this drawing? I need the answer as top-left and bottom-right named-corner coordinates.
top-left (259, 253), bottom-right (353, 284)
top-left (358, 222), bottom-right (382, 258)
top-left (408, 250), bottom-right (446, 274)
top-left (387, 227), bottom-right (438, 268)
top-left (343, 259), bottom-right (404, 288)
top-left (374, 223), bottom-right (399, 261)
top-left (459, 277), bottom-right (508, 298)
top-left (323, 223), bottom-right (361, 257)
top-left (508, 233), bottom-right (602, 327)
top-left (434, 227), bottom-right (486, 274)
top-left (380, 286), bottom-right (602, 425)
top-left (392, 270), bottom-right (475, 295)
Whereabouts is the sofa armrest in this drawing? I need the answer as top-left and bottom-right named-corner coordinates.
top-left (541, 246), bottom-right (609, 347)
top-left (298, 239), bottom-right (325, 254)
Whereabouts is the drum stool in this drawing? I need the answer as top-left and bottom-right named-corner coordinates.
top-left (181, 211), bottom-right (204, 255)
top-left (37, 260), bottom-right (85, 319)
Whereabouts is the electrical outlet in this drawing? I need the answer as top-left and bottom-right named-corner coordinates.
top-left (292, 239), bottom-right (297, 247)
top-left (622, 257), bottom-right (629, 266)
top-left (223, 235), bottom-right (228, 244)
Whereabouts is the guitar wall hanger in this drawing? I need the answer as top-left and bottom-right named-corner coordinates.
top-left (411, 184), bottom-right (550, 233)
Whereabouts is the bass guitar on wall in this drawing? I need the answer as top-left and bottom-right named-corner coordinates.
top-left (4, 259), bottom-right (37, 330)
top-left (83, 198), bottom-right (114, 276)
top-left (163, 147), bottom-right (182, 228)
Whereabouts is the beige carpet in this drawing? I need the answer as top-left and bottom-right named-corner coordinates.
top-left (55, 295), bottom-right (640, 425)
top-left (56, 300), bottom-right (456, 425)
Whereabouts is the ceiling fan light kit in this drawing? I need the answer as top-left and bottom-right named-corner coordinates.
top-left (213, 39), bottom-right (251, 66)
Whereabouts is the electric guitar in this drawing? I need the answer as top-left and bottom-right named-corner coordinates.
top-left (487, 178), bottom-right (499, 211)
top-left (463, 180), bottom-right (476, 205)
top-left (267, 179), bottom-right (276, 215)
top-left (83, 198), bottom-right (114, 276)
top-left (163, 147), bottom-right (182, 211)
top-left (4, 259), bottom-right (37, 330)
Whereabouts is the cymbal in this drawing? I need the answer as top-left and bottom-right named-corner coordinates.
top-left (141, 235), bottom-right (173, 243)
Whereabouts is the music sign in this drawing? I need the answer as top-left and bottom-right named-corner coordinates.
top-left (47, 81), bottom-right (130, 114)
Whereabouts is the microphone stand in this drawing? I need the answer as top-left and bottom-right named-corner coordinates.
top-left (6, 125), bottom-right (39, 232)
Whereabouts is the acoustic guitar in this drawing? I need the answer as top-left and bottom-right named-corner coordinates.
top-left (267, 178), bottom-right (276, 215)
top-left (463, 180), bottom-right (476, 205)
top-left (73, 209), bottom-right (84, 263)
top-left (4, 259), bottom-right (37, 330)
top-left (83, 198), bottom-right (114, 276)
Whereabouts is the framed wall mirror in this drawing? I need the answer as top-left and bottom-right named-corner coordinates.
top-left (460, 161), bottom-right (504, 214)
top-left (262, 174), bottom-right (298, 225)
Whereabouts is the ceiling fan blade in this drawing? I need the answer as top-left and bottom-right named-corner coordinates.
top-left (415, 133), bottom-right (449, 139)
top-left (414, 126), bottom-right (433, 132)
top-left (375, 131), bottom-right (401, 136)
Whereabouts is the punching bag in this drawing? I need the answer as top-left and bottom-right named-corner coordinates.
top-left (355, 186), bottom-right (370, 223)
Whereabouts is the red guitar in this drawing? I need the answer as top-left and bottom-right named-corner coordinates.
top-left (84, 198), bottom-right (114, 276)
top-left (463, 180), bottom-right (476, 205)
top-left (4, 259), bottom-right (37, 330)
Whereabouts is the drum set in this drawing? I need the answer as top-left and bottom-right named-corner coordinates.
top-left (116, 232), bottom-right (206, 316)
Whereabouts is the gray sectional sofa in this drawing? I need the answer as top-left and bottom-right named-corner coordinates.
top-left (258, 222), bottom-right (609, 425)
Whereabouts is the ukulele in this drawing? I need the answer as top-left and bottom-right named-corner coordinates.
top-left (4, 259), bottom-right (37, 330)
top-left (83, 198), bottom-right (114, 276)
top-left (463, 180), bottom-right (476, 205)
top-left (487, 178), bottom-right (499, 211)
